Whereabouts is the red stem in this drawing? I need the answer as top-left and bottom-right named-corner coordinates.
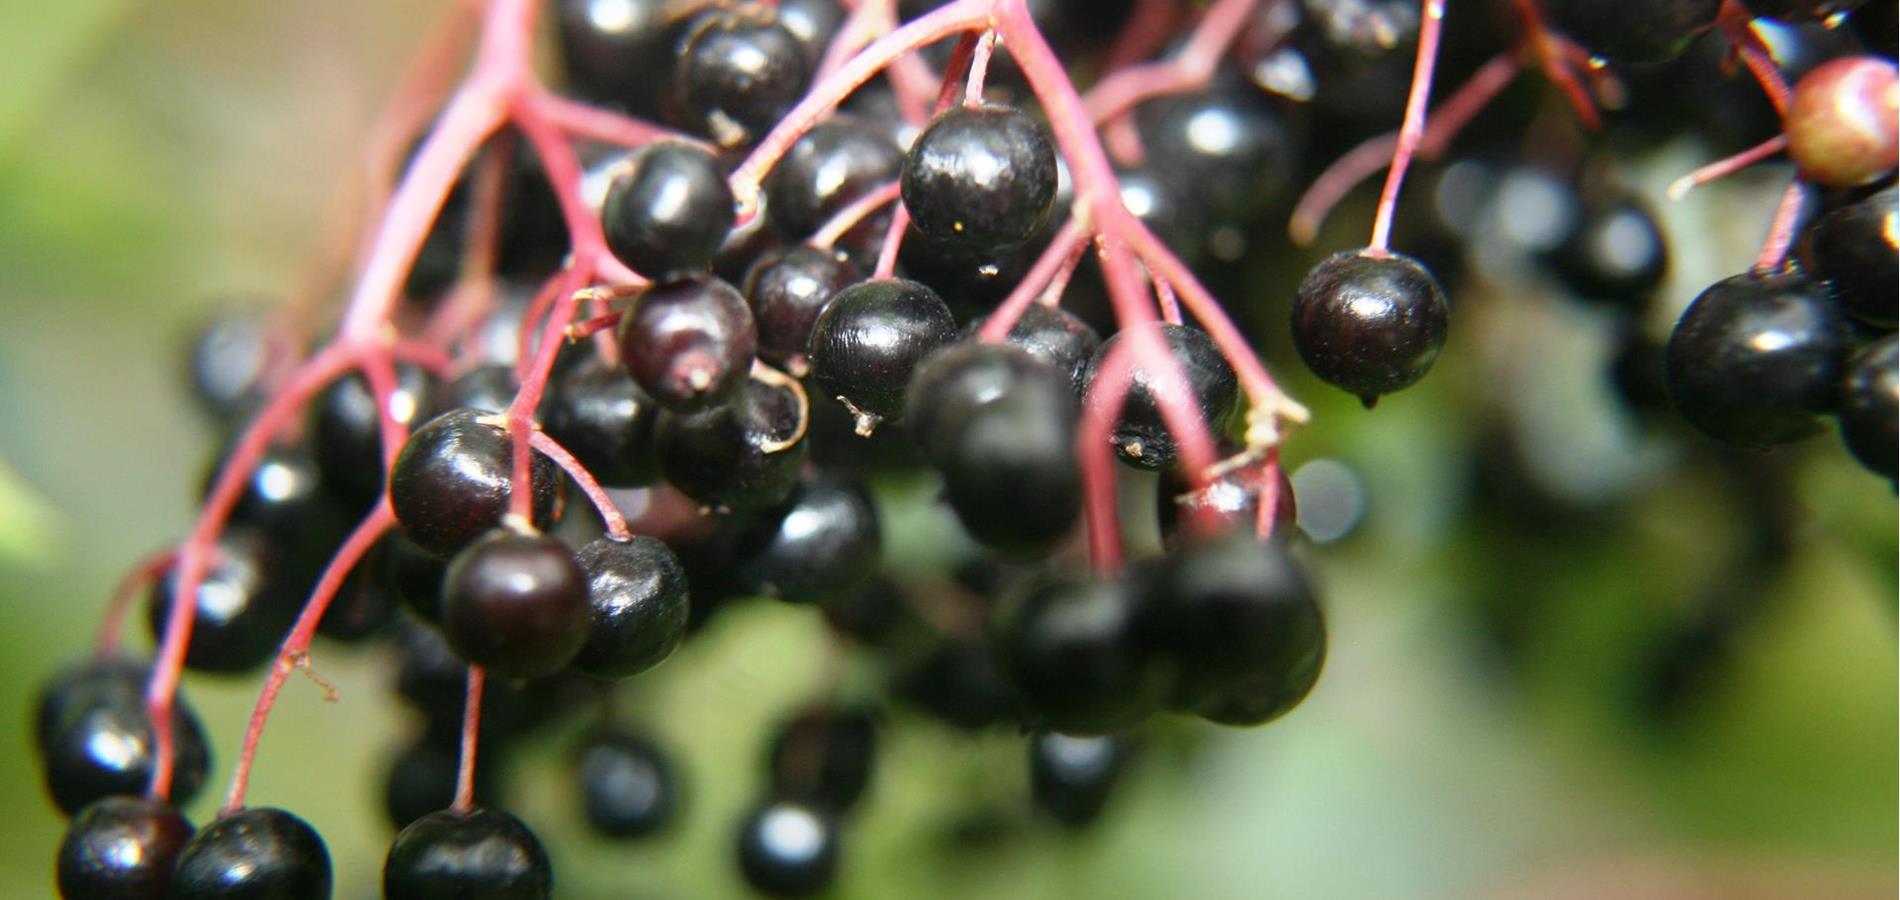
top-left (1667, 134), bottom-right (1790, 199)
top-left (454, 666), bottom-right (486, 812)
top-left (530, 431), bottom-right (632, 540)
top-left (809, 180), bottom-right (901, 250)
top-left (1752, 179), bottom-right (1807, 272)
top-left (977, 218), bottom-right (1089, 342)
top-left (222, 503), bottom-right (395, 813)
top-left (96, 549), bottom-right (177, 656)
top-left (1367, 0), bottom-right (1447, 254)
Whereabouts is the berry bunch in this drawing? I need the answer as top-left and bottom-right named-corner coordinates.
top-left (35, 0), bottom-right (1896, 897)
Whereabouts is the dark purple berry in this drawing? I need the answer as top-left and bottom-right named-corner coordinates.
top-left (616, 274), bottom-right (758, 412)
top-left (145, 528), bottom-right (296, 675)
top-left (993, 575), bottom-right (1169, 736)
top-left (1291, 249), bottom-right (1449, 405)
top-left (441, 530), bottom-right (591, 679)
top-left (1839, 335), bottom-right (1898, 479)
top-left (964, 303), bottom-right (1102, 396)
top-left (736, 475), bottom-right (882, 604)
top-left (656, 374), bottom-right (809, 510)
top-left (383, 735), bottom-right (501, 830)
top-left (768, 707), bottom-right (877, 813)
top-left (1083, 323), bottom-right (1239, 469)
top-left (42, 686), bottom-right (210, 815)
top-left (390, 409), bottom-right (564, 558)
top-left (1545, 195), bottom-right (1670, 309)
top-left (384, 807), bottom-right (552, 900)
top-left (743, 245), bottom-right (859, 365)
top-left (901, 104), bottom-right (1059, 251)
top-left (170, 807), bottom-right (331, 900)
top-left (1028, 732), bottom-right (1128, 828)
top-left (1665, 271), bottom-right (1851, 446)
top-left (736, 800), bottom-right (839, 898)
top-left (36, 655), bottom-right (147, 750)
top-left (766, 117), bottom-right (905, 252)
top-left (577, 729), bottom-right (678, 838)
top-left (675, 8), bottom-right (812, 148)
top-left (807, 278), bottom-right (959, 433)
top-left (1135, 86), bottom-right (1298, 223)
top-left (543, 354), bottom-right (664, 487)
top-left (312, 364), bottom-right (436, 509)
top-left (58, 795), bottom-right (193, 899)
top-left (568, 535), bottom-right (690, 679)
top-left (602, 142), bottom-right (736, 277)
top-left (1808, 185), bottom-right (1897, 328)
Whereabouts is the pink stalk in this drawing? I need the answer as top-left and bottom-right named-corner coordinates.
top-left (222, 504), bottom-right (395, 813)
top-left (977, 218), bottom-right (1089, 342)
top-left (530, 431), bottom-right (632, 540)
top-left (809, 180), bottom-right (902, 250)
top-left (1752, 179), bottom-right (1808, 273)
top-left (454, 666), bottom-right (486, 812)
top-left (95, 549), bottom-right (177, 656)
top-left (535, 91), bottom-right (705, 151)
top-left (1367, 0), bottom-right (1447, 254)
top-left (1667, 134), bottom-right (1791, 199)
top-left (873, 203), bottom-right (913, 279)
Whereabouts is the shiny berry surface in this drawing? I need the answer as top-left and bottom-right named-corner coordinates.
top-left (735, 801), bottom-right (839, 898)
top-left (656, 374), bottom-right (809, 511)
top-left (807, 278), bottom-right (959, 431)
top-left (577, 729), bottom-right (677, 838)
top-left (1084, 323), bottom-right (1239, 469)
top-left (171, 807), bottom-right (332, 900)
top-left (1665, 271), bottom-right (1851, 446)
top-left (736, 475), bottom-right (882, 604)
top-left (965, 303), bottom-right (1102, 396)
top-left (616, 274), bottom-right (758, 413)
top-left (901, 104), bottom-right (1059, 251)
top-left (1291, 249), bottom-right (1450, 405)
top-left (601, 142), bottom-right (736, 277)
top-left (384, 807), bottom-right (552, 900)
top-left (542, 353), bottom-right (663, 487)
top-left (442, 530), bottom-right (592, 678)
top-left (42, 687), bottom-right (211, 815)
top-left (1028, 732), bottom-right (1127, 828)
top-left (58, 795), bottom-right (194, 899)
top-left (1786, 56), bottom-right (1899, 188)
top-left (766, 117), bottom-right (905, 245)
top-left (390, 408), bottom-right (564, 558)
top-left (675, 8), bottom-right (812, 148)
top-left (312, 364), bottom-right (436, 509)
top-left (1838, 335), bottom-right (1898, 480)
top-left (993, 575), bottom-right (1169, 736)
top-left (1808, 185), bottom-right (1898, 328)
top-left (145, 528), bottom-right (295, 675)
top-left (1136, 87), bottom-right (1298, 223)
top-left (569, 535), bottom-right (691, 679)
top-left (1545, 196), bottom-right (1670, 308)
top-left (743, 245), bottom-right (859, 365)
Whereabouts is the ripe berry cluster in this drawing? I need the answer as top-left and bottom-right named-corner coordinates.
top-left (36, 0), bottom-right (1897, 897)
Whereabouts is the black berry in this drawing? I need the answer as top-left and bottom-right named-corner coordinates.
top-left (568, 535), bottom-right (691, 679)
top-left (807, 277), bottom-right (959, 433)
top-left (616, 274), bottom-right (758, 413)
top-left (384, 807), bottom-right (552, 900)
top-left (602, 142), bottom-right (736, 277)
top-left (389, 408), bottom-right (564, 558)
top-left (901, 104), bottom-right (1059, 251)
top-left (1291, 249), bottom-right (1450, 405)
top-left (57, 795), bottom-right (193, 899)
top-left (1665, 271), bottom-right (1851, 446)
top-left (171, 807), bottom-right (331, 900)
top-left (441, 530), bottom-right (591, 678)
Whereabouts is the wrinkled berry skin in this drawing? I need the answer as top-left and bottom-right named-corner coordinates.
top-left (1291, 249), bottom-right (1449, 405)
top-left (901, 105), bottom-right (1059, 252)
top-left (1665, 271), bottom-right (1851, 447)
top-left (616, 275), bottom-right (758, 413)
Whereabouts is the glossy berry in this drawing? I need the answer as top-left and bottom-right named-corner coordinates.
top-left (602, 142), bottom-right (736, 277)
top-left (907, 343), bottom-right (1082, 556)
top-left (312, 364), bottom-right (436, 509)
top-left (58, 795), bottom-right (193, 899)
top-left (1809, 185), bottom-right (1898, 328)
top-left (187, 311), bottom-right (272, 422)
top-left (543, 354), bottom-right (664, 487)
top-left (901, 104), bottom-right (1059, 251)
top-left (442, 530), bottom-right (591, 678)
top-left (436, 364), bottom-right (520, 413)
top-left (892, 637), bottom-right (1020, 730)
top-left (768, 707), bottom-right (877, 814)
top-left (577, 729), bottom-right (677, 838)
top-left (965, 303), bottom-right (1102, 396)
top-left (808, 278), bottom-right (959, 433)
top-left (390, 408), bottom-right (563, 558)
top-left (210, 443), bottom-right (352, 579)
top-left (993, 575), bottom-right (1169, 735)
top-left (736, 801), bottom-right (840, 898)
top-left (555, 0), bottom-right (700, 117)
top-left (656, 374), bottom-right (809, 510)
top-left (1541, 0), bottom-right (1721, 64)
top-left (1785, 56), bottom-right (1899, 188)
top-left (1083, 323), bottom-right (1239, 469)
top-left (1839, 335), bottom-right (1898, 480)
top-left (568, 535), bottom-right (691, 679)
top-left (743, 245), bottom-right (859, 365)
top-left (617, 274), bottom-right (758, 412)
top-left (43, 689), bottom-right (210, 815)
top-left (1291, 249), bottom-right (1450, 405)
top-left (384, 807), bottom-right (552, 900)
top-left (1665, 271), bottom-right (1851, 446)
top-left (36, 655), bottom-right (147, 750)
top-left (775, 0), bottom-right (845, 62)
top-left (675, 8), bottom-right (812, 148)
top-left (737, 475), bottom-right (882, 604)
top-left (145, 529), bottom-right (295, 675)
top-left (1142, 531), bottom-right (1326, 722)
top-left (1155, 454), bottom-right (1297, 548)
top-left (1028, 732), bottom-right (1128, 828)
top-left (1135, 87), bottom-right (1298, 223)
top-left (766, 117), bottom-right (905, 249)
top-left (1544, 196), bottom-right (1670, 308)
top-left (171, 807), bottom-right (331, 900)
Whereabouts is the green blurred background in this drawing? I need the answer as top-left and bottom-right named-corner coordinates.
top-left (0, 2), bottom-right (1893, 897)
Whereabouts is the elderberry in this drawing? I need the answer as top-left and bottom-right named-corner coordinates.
top-left (1083, 323), bottom-right (1239, 469)
top-left (1665, 271), bottom-right (1851, 446)
top-left (384, 807), bottom-right (553, 900)
top-left (807, 278), bottom-right (959, 434)
top-left (57, 795), bottom-right (194, 899)
top-left (901, 104), bottom-right (1060, 252)
top-left (1838, 335), bottom-right (1898, 480)
top-left (441, 530), bottom-right (592, 679)
top-left (568, 535), bottom-right (691, 679)
top-left (675, 7), bottom-right (813, 148)
top-left (1291, 249), bottom-right (1450, 405)
top-left (735, 474), bottom-right (883, 604)
top-left (171, 807), bottom-right (332, 900)
top-left (389, 408), bottom-right (564, 558)
top-left (615, 274), bottom-right (758, 412)
top-left (601, 142), bottom-right (736, 277)
top-left (577, 729), bottom-right (678, 838)
top-left (736, 800), bottom-right (840, 897)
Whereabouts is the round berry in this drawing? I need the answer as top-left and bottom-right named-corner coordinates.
top-left (42, 687), bottom-right (211, 815)
top-left (1808, 185), bottom-right (1898, 328)
top-left (171, 807), bottom-right (331, 900)
top-left (1786, 56), bottom-right (1899, 188)
top-left (616, 274), bottom-right (758, 413)
top-left (1028, 732), bottom-right (1128, 828)
top-left (767, 117), bottom-right (905, 247)
top-left (1291, 249), bottom-right (1450, 405)
top-left (1544, 195), bottom-right (1670, 309)
top-left (807, 278), bottom-right (959, 434)
top-left (442, 531), bottom-right (591, 679)
top-left (964, 303), bottom-right (1102, 396)
top-left (1141, 531), bottom-right (1326, 722)
top-left (907, 342), bottom-right (1083, 556)
top-left (390, 408), bottom-right (564, 558)
top-left (577, 729), bottom-right (678, 839)
top-left (57, 795), bottom-right (193, 898)
top-left (736, 475), bottom-right (882, 604)
top-left (1665, 271), bottom-right (1851, 446)
top-left (736, 800), bottom-right (840, 898)
top-left (768, 707), bottom-right (878, 814)
top-left (36, 655), bottom-right (147, 750)
top-left (675, 8), bottom-right (812, 148)
top-left (186, 311), bottom-right (272, 423)
top-left (1155, 454), bottom-right (1296, 548)
top-left (555, 0), bottom-right (695, 116)
top-left (383, 735), bottom-right (501, 831)
top-left (543, 353), bottom-right (664, 487)
top-left (602, 142), bottom-right (736, 277)
top-left (901, 104), bottom-right (1059, 251)
top-left (743, 245), bottom-right (859, 366)
top-left (1839, 335), bottom-right (1898, 480)
top-left (1135, 87), bottom-right (1297, 223)
top-left (1083, 323), bottom-right (1239, 469)
top-left (568, 535), bottom-right (691, 679)
top-left (435, 364), bottom-right (520, 414)
top-left (312, 364), bottom-right (436, 509)
top-left (384, 807), bottom-right (552, 900)
top-left (145, 529), bottom-right (296, 675)
top-left (656, 373), bottom-right (810, 510)
top-left (992, 575), bottom-right (1169, 736)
